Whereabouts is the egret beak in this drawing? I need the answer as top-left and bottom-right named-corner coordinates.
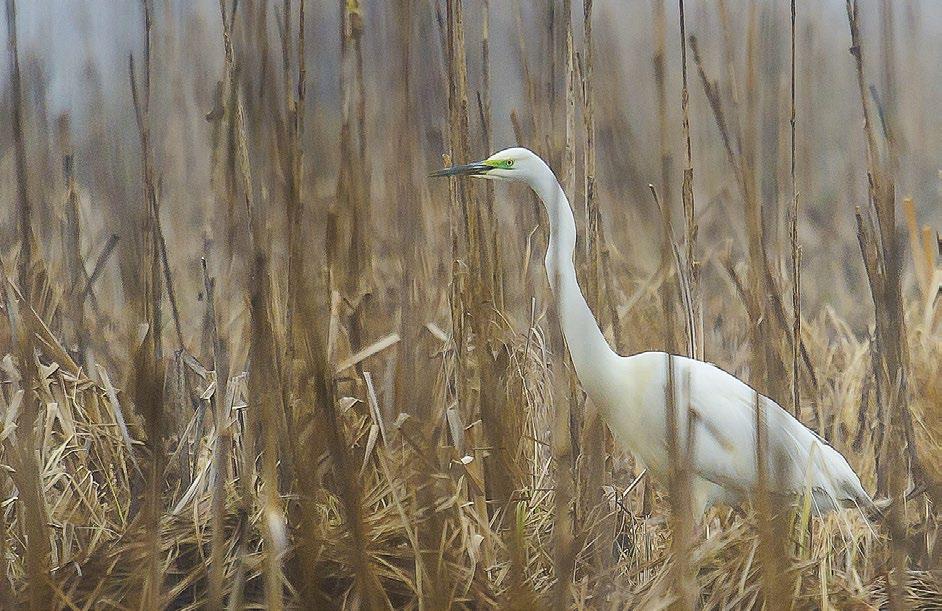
top-left (430, 161), bottom-right (491, 178)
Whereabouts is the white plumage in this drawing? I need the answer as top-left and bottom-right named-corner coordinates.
top-left (596, 351), bottom-right (872, 516)
top-left (433, 147), bottom-right (872, 517)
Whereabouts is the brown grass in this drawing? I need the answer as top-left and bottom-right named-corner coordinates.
top-left (0, 0), bottom-right (940, 608)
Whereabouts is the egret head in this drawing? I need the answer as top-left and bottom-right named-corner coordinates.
top-left (431, 147), bottom-right (543, 183)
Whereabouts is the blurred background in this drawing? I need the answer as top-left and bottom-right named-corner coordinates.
top-left (1, 1), bottom-right (940, 339)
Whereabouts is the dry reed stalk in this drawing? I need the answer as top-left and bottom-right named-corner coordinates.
top-left (477, 0), bottom-right (517, 517)
top-left (58, 122), bottom-right (86, 359)
top-left (5, 0), bottom-right (32, 300)
top-left (202, 258), bottom-right (229, 610)
top-left (903, 197), bottom-right (930, 298)
top-left (677, 0), bottom-right (702, 361)
top-left (443, 0), bottom-right (520, 519)
top-left (753, 389), bottom-right (794, 608)
top-left (879, 0), bottom-right (900, 167)
top-left (548, 7), bottom-right (579, 609)
top-left (650, 5), bottom-right (680, 526)
top-left (509, 2), bottom-right (546, 249)
top-left (392, 0), bottom-right (417, 412)
top-left (741, 4), bottom-right (783, 401)
top-left (789, 0), bottom-right (801, 420)
top-left (390, 3), bottom-right (446, 606)
top-left (286, 323), bottom-right (329, 606)
top-left (653, 0), bottom-right (673, 224)
top-left (330, 0), bottom-right (373, 358)
top-left (511, 0), bottom-right (540, 150)
top-left (650, 0), bottom-right (680, 376)
top-left (127, 2), bottom-right (167, 607)
top-left (477, 1), bottom-right (497, 258)
top-left (650, 11), bottom-right (704, 553)
top-left (128, 28), bottom-right (185, 355)
top-left (217, 2), bottom-right (270, 607)
top-left (575, 0), bottom-right (614, 581)
top-left (480, 0), bottom-right (492, 155)
top-left (271, 7), bottom-right (308, 595)
top-left (284, 0), bottom-right (306, 357)
top-left (845, 1), bottom-right (917, 607)
top-left (248, 280), bottom-right (287, 611)
top-left (479, 2), bottom-right (504, 312)
top-left (563, 0), bottom-right (575, 391)
top-left (229, 2), bottom-right (292, 607)
top-left (298, 1), bottom-right (386, 605)
top-left (664, 353), bottom-right (696, 610)
top-left (1, 277), bottom-right (52, 610)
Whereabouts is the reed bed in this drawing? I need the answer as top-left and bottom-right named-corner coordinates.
top-left (0, 1), bottom-right (940, 609)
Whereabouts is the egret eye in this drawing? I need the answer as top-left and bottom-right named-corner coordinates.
top-left (505, 159), bottom-right (514, 167)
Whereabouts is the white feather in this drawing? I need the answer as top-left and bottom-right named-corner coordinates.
top-left (592, 351), bottom-right (871, 515)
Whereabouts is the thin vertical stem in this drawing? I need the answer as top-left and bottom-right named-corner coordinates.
top-left (677, 0), bottom-right (701, 360)
top-left (790, 0), bottom-right (801, 419)
top-left (5, 0), bottom-right (31, 299)
top-left (203, 259), bottom-right (229, 610)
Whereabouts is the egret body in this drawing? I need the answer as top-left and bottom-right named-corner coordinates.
top-left (434, 147), bottom-right (872, 517)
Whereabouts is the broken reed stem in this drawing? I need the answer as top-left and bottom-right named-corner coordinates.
top-left (677, 0), bottom-right (701, 360)
top-left (846, 1), bottom-right (879, 176)
top-left (61, 147), bottom-right (87, 357)
top-left (76, 233), bottom-right (119, 305)
top-left (5, 0), bottom-right (32, 299)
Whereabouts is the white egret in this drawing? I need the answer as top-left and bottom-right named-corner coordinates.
top-left (433, 147), bottom-right (873, 517)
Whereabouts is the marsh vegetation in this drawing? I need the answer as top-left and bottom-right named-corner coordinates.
top-left (0, 0), bottom-right (940, 608)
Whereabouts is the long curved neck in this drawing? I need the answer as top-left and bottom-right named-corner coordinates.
top-left (530, 168), bottom-right (619, 389)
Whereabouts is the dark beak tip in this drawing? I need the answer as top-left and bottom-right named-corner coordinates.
top-left (429, 162), bottom-right (489, 178)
